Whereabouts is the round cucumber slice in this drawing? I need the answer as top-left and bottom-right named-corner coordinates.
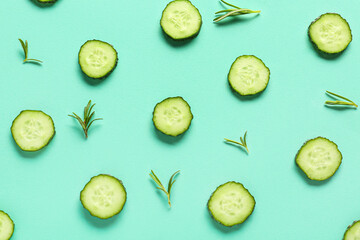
top-left (80, 174), bottom-right (127, 219)
top-left (344, 221), bottom-right (360, 240)
top-left (295, 137), bottom-right (342, 181)
top-left (160, 0), bottom-right (202, 40)
top-left (11, 110), bottom-right (55, 152)
top-left (228, 55), bottom-right (270, 96)
top-left (207, 181), bottom-right (255, 227)
top-left (78, 40), bottom-right (118, 79)
top-left (0, 210), bottom-right (14, 240)
top-left (152, 96), bottom-right (193, 137)
top-left (308, 13), bottom-right (352, 55)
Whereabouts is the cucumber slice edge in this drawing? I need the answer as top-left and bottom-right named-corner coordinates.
top-left (207, 181), bottom-right (256, 227)
top-left (160, 0), bottom-right (202, 41)
top-left (11, 110), bottom-right (55, 152)
top-left (0, 210), bottom-right (14, 240)
top-left (32, 0), bottom-right (57, 7)
top-left (295, 136), bottom-right (342, 181)
top-left (36, 0), bottom-right (57, 3)
top-left (343, 221), bottom-right (360, 240)
top-left (80, 174), bottom-right (127, 219)
top-left (308, 13), bottom-right (352, 55)
top-left (228, 55), bottom-right (270, 96)
top-left (78, 40), bottom-right (118, 80)
top-left (152, 96), bottom-right (193, 137)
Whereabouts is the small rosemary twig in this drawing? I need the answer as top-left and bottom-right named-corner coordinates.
top-left (149, 170), bottom-right (180, 207)
top-left (325, 91), bottom-right (358, 108)
top-left (214, 0), bottom-right (260, 23)
top-left (68, 100), bottom-right (103, 138)
top-left (224, 131), bottom-right (249, 153)
top-left (18, 39), bottom-right (43, 63)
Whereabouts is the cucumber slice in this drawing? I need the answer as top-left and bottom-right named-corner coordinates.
top-left (80, 174), bottom-right (127, 219)
top-left (152, 97), bottom-right (193, 137)
top-left (295, 137), bottom-right (342, 181)
top-left (344, 221), bottom-right (360, 240)
top-left (11, 110), bottom-right (55, 152)
top-left (78, 40), bottom-right (118, 79)
top-left (160, 0), bottom-right (202, 40)
top-left (0, 210), bottom-right (14, 240)
top-left (207, 181), bottom-right (255, 227)
top-left (228, 55), bottom-right (270, 96)
top-left (36, 0), bottom-right (57, 3)
top-left (308, 13), bottom-right (352, 55)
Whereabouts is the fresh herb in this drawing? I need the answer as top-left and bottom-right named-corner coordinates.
top-left (224, 131), bottom-right (249, 153)
top-left (18, 39), bottom-right (43, 63)
top-left (68, 100), bottom-right (103, 138)
top-left (214, 0), bottom-right (260, 23)
top-left (325, 91), bottom-right (358, 108)
top-left (149, 170), bottom-right (180, 207)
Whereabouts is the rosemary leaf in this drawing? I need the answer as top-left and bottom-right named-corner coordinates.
top-left (68, 100), bottom-right (102, 138)
top-left (150, 170), bottom-right (180, 207)
top-left (325, 91), bottom-right (358, 108)
top-left (224, 131), bottom-right (249, 153)
top-left (18, 39), bottom-right (43, 63)
top-left (214, 0), bottom-right (260, 23)
top-left (168, 170), bottom-right (180, 195)
top-left (220, 0), bottom-right (241, 9)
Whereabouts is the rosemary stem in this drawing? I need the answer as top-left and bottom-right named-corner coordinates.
top-left (244, 145), bottom-right (250, 153)
top-left (167, 194), bottom-right (171, 207)
top-left (325, 101), bottom-right (358, 107)
top-left (224, 138), bottom-right (243, 146)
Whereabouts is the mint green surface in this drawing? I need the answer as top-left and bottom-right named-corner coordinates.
top-left (1, 0), bottom-right (360, 239)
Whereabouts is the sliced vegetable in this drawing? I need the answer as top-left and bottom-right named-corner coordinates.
top-left (78, 40), bottom-right (118, 79)
top-left (160, 0), bottom-right (202, 40)
top-left (295, 137), bottom-right (342, 181)
top-left (0, 210), bottom-right (14, 240)
top-left (308, 13), bottom-right (352, 55)
top-left (228, 55), bottom-right (270, 96)
top-left (11, 110), bottom-right (55, 152)
top-left (36, 0), bottom-right (57, 3)
top-left (208, 181), bottom-right (255, 227)
top-left (344, 221), bottom-right (360, 240)
top-left (80, 174), bottom-right (127, 219)
top-left (152, 96), bottom-right (193, 136)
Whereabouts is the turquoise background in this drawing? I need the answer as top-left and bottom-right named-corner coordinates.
top-left (1, 0), bottom-right (360, 239)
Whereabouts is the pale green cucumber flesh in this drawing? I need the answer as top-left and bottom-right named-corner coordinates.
top-left (295, 137), bottom-right (342, 181)
top-left (80, 174), bottom-right (127, 219)
top-left (78, 40), bottom-right (118, 79)
top-left (0, 210), bottom-right (14, 240)
top-left (207, 181), bottom-right (255, 227)
top-left (308, 13), bottom-right (352, 54)
top-left (152, 96), bottom-right (193, 136)
top-left (11, 110), bottom-right (55, 152)
top-left (160, 0), bottom-right (202, 40)
top-left (228, 55), bottom-right (270, 96)
top-left (344, 221), bottom-right (360, 240)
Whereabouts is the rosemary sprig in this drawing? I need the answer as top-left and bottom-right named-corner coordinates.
top-left (325, 91), bottom-right (358, 108)
top-left (214, 0), bottom-right (260, 23)
top-left (149, 170), bottom-right (180, 207)
top-left (18, 39), bottom-right (43, 63)
top-left (68, 100), bottom-right (103, 138)
top-left (224, 131), bottom-right (249, 153)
